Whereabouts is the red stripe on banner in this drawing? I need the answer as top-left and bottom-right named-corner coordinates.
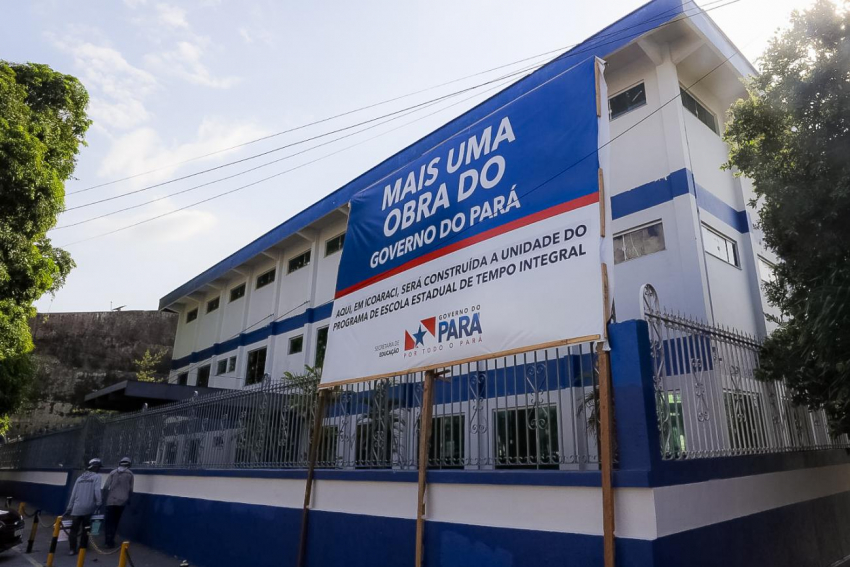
top-left (335, 192), bottom-right (599, 300)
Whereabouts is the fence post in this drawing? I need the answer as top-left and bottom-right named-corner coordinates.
top-left (608, 320), bottom-right (662, 474)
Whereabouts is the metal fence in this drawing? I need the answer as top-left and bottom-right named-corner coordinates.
top-left (0, 426), bottom-right (84, 470)
top-left (642, 284), bottom-right (850, 460)
top-left (0, 342), bottom-right (602, 472)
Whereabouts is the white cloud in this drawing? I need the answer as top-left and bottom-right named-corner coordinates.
top-left (155, 3), bottom-right (189, 29)
top-left (238, 27), bottom-right (253, 44)
top-left (97, 116), bottom-right (269, 183)
top-left (145, 40), bottom-right (239, 88)
top-left (80, 197), bottom-right (219, 244)
top-left (50, 39), bottom-right (158, 130)
top-left (123, 0), bottom-right (147, 7)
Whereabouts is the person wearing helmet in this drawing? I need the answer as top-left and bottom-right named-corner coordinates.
top-left (65, 458), bottom-right (103, 555)
top-left (102, 457), bottom-right (134, 548)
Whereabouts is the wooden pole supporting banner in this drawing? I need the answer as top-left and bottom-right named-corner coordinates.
top-left (415, 369), bottom-right (446, 567)
top-left (597, 343), bottom-right (616, 567)
top-left (296, 388), bottom-right (329, 567)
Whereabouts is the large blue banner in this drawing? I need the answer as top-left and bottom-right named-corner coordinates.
top-left (323, 57), bottom-right (607, 385)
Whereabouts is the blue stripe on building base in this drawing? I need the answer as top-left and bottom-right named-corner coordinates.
top-left (654, 490), bottom-right (850, 567)
top-left (0, 479), bottom-right (68, 515)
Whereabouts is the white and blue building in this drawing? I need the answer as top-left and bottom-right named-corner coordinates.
top-left (3, 2), bottom-right (849, 566)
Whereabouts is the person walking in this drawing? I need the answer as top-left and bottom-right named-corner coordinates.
top-left (65, 458), bottom-right (103, 555)
top-left (102, 456), bottom-right (134, 548)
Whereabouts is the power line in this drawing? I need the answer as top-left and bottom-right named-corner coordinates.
top-left (54, 83), bottom-right (486, 230)
top-left (64, 61), bottom-right (544, 212)
top-left (59, 76), bottom-right (519, 245)
top-left (66, 0), bottom-right (731, 198)
top-left (58, 0), bottom-right (747, 247)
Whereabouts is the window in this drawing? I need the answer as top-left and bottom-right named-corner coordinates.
top-left (758, 256), bottom-right (776, 284)
top-left (428, 415), bottom-right (465, 468)
top-left (230, 283), bottom-right (246, 302)
top-left (246, 347), bottom-right (267, 386)
top-left (318, 426), bottom-right (339, 464)
top-left (256, 269), bottom-right (276, 289)
top-left (228, 356), bottom-right (237, 372)
top-left (207, 297), bottom-right (220, 313)
top-left (356, 422), bottom-right (393, 467)
top-left (659, 391), bottom-right (687, 458)
top-left (164, 442), bottom-right (178, 465)
top-left (289, 335), bottom-right (304, 354)
top-left (197, 364), bottom-right (211, 388)
top-left (325, 233), bottom-right (346, 256)
top-left (288, 250), bottom-right (311, 274)
top-left (216, 359), bottom-right (227, 375)
top-left (495, 406), bottom-right (559, 469)
top-left (609, 82), bottom-right (646, 119)
top-left (213, 436), bottom-right (225, 449)
top-left (702, 225), bottom-right (739, 267)
top-left (613, 221), bottom-right (666, 264)
top-left (186, 308), bottom-right (198, 323)
top-left (184, 438), bottom-right (201, 465)
top-left (314, 327), bottom-right (329, 368)
top-left (680, 88), bottom-right (717, 133)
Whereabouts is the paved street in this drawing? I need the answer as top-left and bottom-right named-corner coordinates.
top-left (0, 511), bottom-right (186, 567)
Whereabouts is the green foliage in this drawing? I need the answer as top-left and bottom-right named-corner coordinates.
top-left (134, 348), bottom-right (167, 382)
top-left (0, 61), bottom-right (90, 419)
top-left (724, 0), bottom-right (850, 435)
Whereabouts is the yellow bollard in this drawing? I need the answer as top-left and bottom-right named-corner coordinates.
top-left (117, 542), bottom-right (130, 567)
top-left (46, 516), bottom-right (62, 567)
top-left (17, 501), bottom-right (25, 515)
top-left (75, 527), bottom-right (89, 567)
top-left (26, 510), bottom-right (39, 553)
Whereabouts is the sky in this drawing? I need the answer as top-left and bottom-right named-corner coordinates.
top-left (1, 0), bottom-right (816, 313)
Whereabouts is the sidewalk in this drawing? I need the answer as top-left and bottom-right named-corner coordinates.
top-left (0, 511), bottom-right (188, 567)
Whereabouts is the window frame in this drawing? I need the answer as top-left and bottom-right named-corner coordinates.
top-left (613, 220), bottom-right (666, 264)
top-left (216, 359), bottom-right (227, 375)
top-left (288, 335), bottom-right (304, 355)
top-left (256, 269), bottom-right (276, 290)
top-left (288, 250), bottom-right (311, 274)
top-left (758, 256), bottom-right (777, 284)
top-left (186, 308), bottom-right (198, 323)
top-left (177, 372), bottom-right (188, 386)
top-left (245, 347), bottom-right (268, 386)
top-left (228, 356), bottom-right (237, 373)
top-left (229, 283), bottom-right (246, 302)
top-left (680, 86), bottom-right (718, 134)
top-left (197, 364), bottom-right (211, 388)
top-left (702, 224), bottom-right (740, 267)
top-left (206, 297), bottom-right (220, 313)
top-left (314, 326), bottom-right (329, 368)
top-left (608, 81), bottom-right (647, 120)
top-left (325, 232), bottom-right (346, 257)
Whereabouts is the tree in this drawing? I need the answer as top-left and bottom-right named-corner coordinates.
top-left (134, 348), bottom-right (168, 382)
top-left (724, 0), bottom-right (850, 434)
top-left (0, 61), bottom-right (90, 428)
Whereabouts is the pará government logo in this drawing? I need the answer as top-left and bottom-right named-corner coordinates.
top-left (403, 306), bottom-right (483, 358)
